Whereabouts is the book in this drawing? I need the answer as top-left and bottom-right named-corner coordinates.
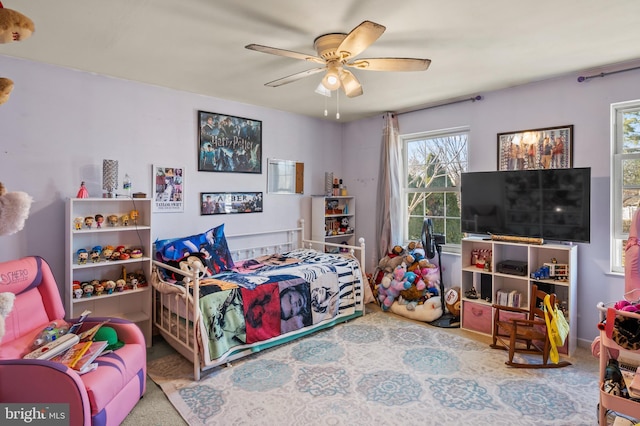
top-left (77, 320), bottom-right (110, 342)
top-left (51, 341), bottom-right (93, 368)
top-left (72, 340), bottom-right (109, 372)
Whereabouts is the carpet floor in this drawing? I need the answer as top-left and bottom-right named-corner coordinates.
top-left (136, 308), bottom-right (601, 426)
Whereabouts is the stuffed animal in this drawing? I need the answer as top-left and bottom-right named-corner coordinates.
top-left (0, 292), bottom-right (15, 342)
top-left (390, 294), bottom-right (443, 322)
top-left (0, 182), bottom-right (32, 236)
top-left (445, 286), bottom-right (462, 317)
top-left (377, 263), bottom-right (411, 310)
top-left (0, 3), bottom-right (34, 43)
top-left (0, 77), bottom-right (13, 105)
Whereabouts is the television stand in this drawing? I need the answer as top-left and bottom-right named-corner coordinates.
top-left (460, 236), bottom-right (577, 357)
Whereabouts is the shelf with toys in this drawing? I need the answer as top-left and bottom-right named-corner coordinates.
top-left (311, 195), bottom-right (356, 252)
top-left (459, 236), bottom-right (577, 356)
top-left (65, 197), bottom-right (152, 346)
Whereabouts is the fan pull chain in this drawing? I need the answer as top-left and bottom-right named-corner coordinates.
top-left (336, 90), bottom-right (340, 120)
top-left (324, 95), bottom-right (328, 117)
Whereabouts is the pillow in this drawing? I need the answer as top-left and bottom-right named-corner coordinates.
top-left (155, 224), bottom-right (234, 278)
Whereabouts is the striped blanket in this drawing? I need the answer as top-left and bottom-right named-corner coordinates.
top-left (196, 249), bottom-right (364, 361)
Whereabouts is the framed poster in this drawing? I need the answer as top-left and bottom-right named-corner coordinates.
top-left (152, 165), bottom-right (184, 212)
top-left (497, 125), bottom-right (573, 171)
top-left (200, 192), bottom-right (263, 215)
top-left (198, 110), bottom-right (262, 173)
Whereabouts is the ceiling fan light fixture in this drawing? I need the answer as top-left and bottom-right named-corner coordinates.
top-left (314, 83), bottom-right (331, 97)
top-left (321, 68), bottom-right (341, 91)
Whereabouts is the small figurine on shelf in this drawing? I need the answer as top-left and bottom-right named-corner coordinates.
top-left (130, 210), bottom-right (139, 225)
top-left (104, 280), bottom-right (116, 294)
top-left (121, 214), bottom-right (130, 226)
top-left (82, 283), bottom-right (94, 297)
top-left (107, 214), bottom-right (118, 227)
top-left (130, 277), bottom-right (139, 290)
top-left (76, 181), bottom-right (89, 199)
top-left (72, 281), bottom-right (81, 297)
top-left (115, 279), bottom-right (126, 292)
top-left (77, 248), bottom-right (88, 264)
top-left (130, 248), bottom-right (143, 258)
top-left (83, 216), bottom-right (94, 229)
top-left (102, 245), bottom-right (114, 260)
top-left (94, 214), bottom-right (104, 228)
top-left (74, 287), bottom-right (83, 299)
top-left (90, 246), bottom-right (102, 263)
top-left (110, 248), bottom-right (121, 261)
top-left (94, 282), bottom-right (104, 296)
top-left (339, 217), bottom-right (349, 234)
top-left (74, 217), bottom-right (83, 230)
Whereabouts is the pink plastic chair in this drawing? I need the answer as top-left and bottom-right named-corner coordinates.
top-left (0, 256), bottom-right (146, 426)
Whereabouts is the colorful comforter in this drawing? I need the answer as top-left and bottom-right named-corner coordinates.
top-left (171, 249), bottom-right (364, 362)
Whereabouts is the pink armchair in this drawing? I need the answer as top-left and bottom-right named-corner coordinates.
top-left (0, 256), bottom-right (146, 426)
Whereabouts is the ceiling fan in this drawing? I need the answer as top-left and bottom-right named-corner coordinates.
top-left (245, 20), bottom-right (430, 98)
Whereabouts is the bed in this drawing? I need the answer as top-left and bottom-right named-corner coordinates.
top-left (151, 220), bottom-right (369, 380)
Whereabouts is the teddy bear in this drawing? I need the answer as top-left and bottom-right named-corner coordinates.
top-left (0, 4), bottom-right (34, 106)
top-left (0, 77), bottom-right (13, 105)
top-left (0, 292), bottom-right (15, 342)
top-left (0, 4), bottom-right (34, 44)
top-left (377, 262), bottom-right (412, 310)
top-left (0, 182), bottom-right (32, 236)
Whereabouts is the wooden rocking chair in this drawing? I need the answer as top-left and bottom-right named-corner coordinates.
top-left (490, 284), bottom-right (571, 368)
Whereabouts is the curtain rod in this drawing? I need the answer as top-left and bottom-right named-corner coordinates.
top-left (396, 95), bottom-right (483, 116)
top-left (577, 65), bottom-right (640, 82)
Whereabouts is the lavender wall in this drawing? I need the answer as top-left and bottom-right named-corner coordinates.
top-left (343, 60), bottom-right (640, 345)
top-left (0, 55), bottom-right (342, 287)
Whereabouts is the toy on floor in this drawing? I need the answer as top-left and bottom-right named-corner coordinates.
top-left (375, 241), bottom-right (441, 313)
top-left (390, 294), bottom-right (443, 322)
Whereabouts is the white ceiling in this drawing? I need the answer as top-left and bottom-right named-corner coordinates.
top-left (2, 0), bottom-right (640, 122)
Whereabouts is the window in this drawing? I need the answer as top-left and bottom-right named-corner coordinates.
top-left (402, 127), bottom-right (469, 252)
top-left (612, 100), bottom-right (640, 273)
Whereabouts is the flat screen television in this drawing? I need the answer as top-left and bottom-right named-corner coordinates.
top-left (460, 167), bottom-right (591, 243)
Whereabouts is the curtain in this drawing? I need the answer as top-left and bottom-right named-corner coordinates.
top-left (376, 112), bottom-right (402, 260)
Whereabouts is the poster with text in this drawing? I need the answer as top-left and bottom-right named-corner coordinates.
top-left (153, 165), bottom-right (184, 212)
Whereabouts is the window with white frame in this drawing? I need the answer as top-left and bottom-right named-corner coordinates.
top-left (402, 127), bottom-right (469, 251)
top-left (612, 100), bottom-right (640, 273)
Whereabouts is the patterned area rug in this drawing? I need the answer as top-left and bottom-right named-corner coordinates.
top-left (147, 310), bottom-right (600, 425)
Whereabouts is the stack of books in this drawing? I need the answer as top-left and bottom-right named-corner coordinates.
top-left (496, 289), bottom-right (521, 308)
top-left (50, 339), bottom-right (109, 374)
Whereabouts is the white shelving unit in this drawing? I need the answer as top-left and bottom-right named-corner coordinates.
top-left (460, 237), bottom-right (578, 356)
top-left (65, 198), bottom-right (153, 346)
top-left (311, 196), bottom-right (356, 252)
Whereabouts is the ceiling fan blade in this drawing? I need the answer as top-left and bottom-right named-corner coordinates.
top-left (339, 69), bottom-right (363, 98)
top-left (337, 21), bottom-right (386, 61)
top-left (245, 44), bottom-right (325, 65)
top-left (346, 58), bottom-right (431, 71)
top-left (264, 67), bottom-right (326, 87)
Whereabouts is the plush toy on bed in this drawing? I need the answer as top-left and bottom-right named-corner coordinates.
top-left (0, 292), bottom-right (15, 342)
